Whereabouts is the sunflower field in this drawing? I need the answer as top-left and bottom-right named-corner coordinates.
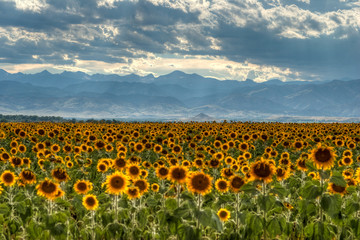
top-left (0, 122), bottom-right (360, 239)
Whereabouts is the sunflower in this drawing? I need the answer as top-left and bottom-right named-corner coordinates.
top-left (168, 165), bottom-right (188, 184)
top-left (113, 157), bottom-right (127, 171)
top-left (215, 178), bottom-right (229, 193)
top-left (296, 158), bottom-right (307, 171)
top-left (10, 157), bottom-right (22, 168)
top-left (36, 178), bottom-right (59, 200)
top-left (275, 167), bottom-right (289, 181)
top-left (249, 159), bottom-right (276, 183)
top-left (151, 183), bottom-right (160, 192)
top-left (208, 158), bottom-right (221, 169)
top-left (229, 175), bottom-right (246, 193)
top-left (82, 194), bottom-right (99, 211)
top-left (284, 202), bottom-right (293, 210)
top-left (97, 162), bottom-right (108, 173)
top-left (308, 171), bottom-right (319, 180)
top-left (341, 156), bottom-right (353, 166)
top-left (105, 172), bottom-right (128, 195)
top-left (342, 169), bottom-right (353, 179)
top-left (126, 187), bottom-right (140, 200)
top-left (74, 180), bottom-right (93, 195)
top-left (19, 170), bottom-right (36, 185)
top-left (310, 144), bottom-right (337, 170)
top-left (0, 170), bottom-right (17, 186)
top-left (51, 168), bottom-right (70, 182)
top-left (217, 208), bottom-right (230, 222)
top-left (187, 172), bottom-right (212, 195)
top-left (134, 179), bottom-right (149, 194)
top-left (221, 168), bottom-right (234, 179)
top-left (127, 164), bottom-right (141, 179)
top-left (328, 183), bottom-right (347, 196)
top-left (156, 166), bottom-right (169, 180)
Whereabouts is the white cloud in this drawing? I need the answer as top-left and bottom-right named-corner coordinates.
top-left (4, 0), bottom-right (49, 12)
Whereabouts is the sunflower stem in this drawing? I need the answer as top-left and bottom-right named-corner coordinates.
top-left (176, 184), bottom-right (181, 208)
top-left (319, 174), bottom-right (323, 222)
top-left (196, 193), bottom-right (201, 230)
top-left (91, 210), bottom-right (95, 240)
top-left (262, 181), bottom-right (267, 240)
top-left (235, 193), bottom-right (239, 230)
top-left (114, 195), bottom-right (118, 222)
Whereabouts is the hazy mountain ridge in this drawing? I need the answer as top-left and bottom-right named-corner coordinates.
top-left (0, 69), bottom-right (359, 120)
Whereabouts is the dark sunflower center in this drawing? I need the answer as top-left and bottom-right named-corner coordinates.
top-left (41, 181), bottom-right (57, 193)
top-left (22, 171), bottom-right (34, 180)
top-left (332, 184), bottom-right (346, 193)
top-left (3, 173), bottom-right (14, 183)
top-left (85, 197), bottom-right (96, 206)
top-left (276, 169), bottom-right (286, 177)
top-left (219, 211), bottom-right (228, 218)
top-left (191, 174), bottom-right (210, 191)
top-left (254, 163), bottom-right (271, 178)
top-left (110, 176), bottom-right (125, 189)
top-left (315, 149), bottom-right (331, 163)
top-left (159, 167), bottom-right (168, 176)
top-left (344, 158), bottom-right (351, 164)
top-left (135, 180), bottom-right (146, 191)
top-left (231, 176), bottom-right (245, 189)
top-left (128, 188), bottom-right (138, 196)
top-left (210, 159), bottom-right (220, 167)
top-left (12, 157), bottom-right (22, 166)
top-left (171, 168), bottom-right (186, 180)
top-left (295, 142), bottom-right (302, 148)
top-left (54, 170), bottom-right (67, 180)
top-left (115, 158), bottom-right (126, 168)
top-left (77, 182), bottom-right (87, 191)
top-left (298, 159), bottom-right (306, 168)
top-left (129, 166), bottom-right (140, 175)
top-left (217, 180), bottom-right (227, 190)
top-left (99, 164), bottom-right (106, 171)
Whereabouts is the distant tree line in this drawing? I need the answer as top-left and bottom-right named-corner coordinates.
top-left (0, 114), bottom-right (65, 123)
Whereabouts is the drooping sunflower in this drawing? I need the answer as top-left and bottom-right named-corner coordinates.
top-left (215, 178), bottom-right (229, 193)
top-left (275, 167), bottom-right (290, 181)
top-left (134, 179), bottom-right (149, 194)
top-left (296, 158), bottom-right (307, 171)
top-left (217, 208), bottom-right (230, 222)
top-left (187, 172), bottom-right (212, 195)
top-left (249, 159), bottom-right (276, 183)
top-left (229, 175), bottom-right (246, 193)
top-left (104, 172), bottom-right (128, 195)
top-left (74, 180), bottom-right (93, 195)
top-left (19, 169), bottom-right (36, 185)
top-left (0, 170), bottom-right (17, 186)
top-left (126, 187), bottom-right (140, 200)
top-left (310, 144), bottom-right (337, 170)
top-left (82, 194), bottom-right (99, 211)
top-left (36, 178), bottom-right (59, 200)
top-left (328, 183), bottom-right (347, 196)
top-left (10, 157), bottom-right (22, 168)
top-left (168, 165), bottom-right (188, 184)
top-left (51, 168), bottom-right (70, 182)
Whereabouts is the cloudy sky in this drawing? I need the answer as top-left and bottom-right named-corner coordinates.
top-left (0, 0), bottom-right (359, 82)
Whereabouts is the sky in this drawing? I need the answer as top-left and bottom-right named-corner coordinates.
top-left (0, 0), bottom-right (359, 82)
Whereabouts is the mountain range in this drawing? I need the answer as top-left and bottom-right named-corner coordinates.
top-left (0, 69), bottom-right (359, 121)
